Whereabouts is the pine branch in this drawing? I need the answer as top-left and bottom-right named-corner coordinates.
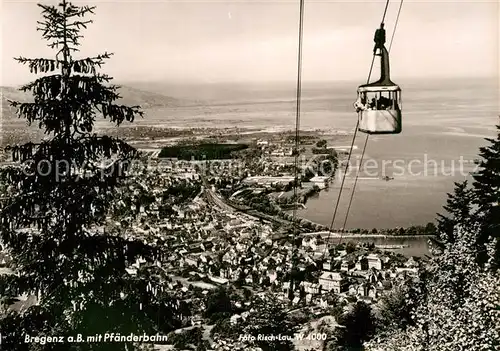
top-left (17, 74), bottom-right (121, 103)
top-left (9, 89), bottom-right (140, 133)
top-left (66, 20), bottom-right (93, 29)
top-left (36, 3), bottom-right (95, 54)
top-left (0, 151), bottom-right (138, 235)
top-left (64, 4), bottom-right (96, 18)
top-left (14, 57), bottom-right (60, 74)
top-left (37, 4), bottom-right (63, 20)
top-left (100, 103), bottom-right (144, 125)
top-left (72, 53), bottom-right (114, 74)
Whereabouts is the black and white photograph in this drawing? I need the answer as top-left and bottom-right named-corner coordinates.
top-left (0, 0), bottom-right (499, 350)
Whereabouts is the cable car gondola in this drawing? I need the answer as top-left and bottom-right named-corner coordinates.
top-left (354, 23), bottom-right (402, 134)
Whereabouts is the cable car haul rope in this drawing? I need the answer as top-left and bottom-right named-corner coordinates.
top-left (321, 0), bottom-right (404, 256)
top-left (289, 0), bottom-right (305, 301)
top-left (288, 0), bottom-right (404, 299)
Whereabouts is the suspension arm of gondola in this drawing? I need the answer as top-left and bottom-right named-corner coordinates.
top-left (382, 0), bottom-right (390, 24)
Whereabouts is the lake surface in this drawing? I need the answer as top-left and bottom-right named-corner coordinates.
top-left (294, 78), bottom-right (498, 229)
top-left (6, 77), bottom-right (497, 231)
top-left (139, 77), bottom-right (498, 230)
top-left (323, 235), bottom-right (433, 257)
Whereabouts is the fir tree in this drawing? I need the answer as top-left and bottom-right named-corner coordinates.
top-left (436, 122), bottom-right (500, 267)
top-left (368, 122), bottom-right (500, 351)
top-left (0, 1), bottom-right (177, 350)
top-left (471, 123), bottom-right (500, 268)
top-left (330, 301), bottom-right (376, 350)
top-left (364, 225), bottom-right (500, 351)
top-left (436, 180), bottom-right (474, 244)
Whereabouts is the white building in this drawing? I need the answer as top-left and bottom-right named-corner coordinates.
top-left (301, 281), bottom-right (321, 294)
top-left (367, 254), bottom-right (383, 270)
top-left (319, 271), bottom-right (348, 293)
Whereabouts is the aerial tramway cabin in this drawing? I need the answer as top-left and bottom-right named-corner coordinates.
top-left (354, 32), bottom-right (402, 134)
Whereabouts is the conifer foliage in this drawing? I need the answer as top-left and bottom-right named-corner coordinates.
top-left (471, 123), bottom-right (500, 268)
top-left (436, 180), bottom-right (474, 244)
top-left (437, 122), bottom-right (500, 268)
top-left (0, 2), bottom-right (175, 350)
top-left (366, 122), bottom-right (500, 350)
top-left (364, 225), bottom-right (500, 351)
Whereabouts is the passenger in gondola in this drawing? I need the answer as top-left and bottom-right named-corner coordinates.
top-left (377, 99), bottom-right (385, 110)
top-left (369, 98), bottom-right (377, 110)
top-left (354, 96), bottom-right (367, 112)
top-left (386, 96), bottom-right (393, 109)
top-left (373, 23), bottom-right (386, 55)
top-left (378, 96), bottom-right (391, 110)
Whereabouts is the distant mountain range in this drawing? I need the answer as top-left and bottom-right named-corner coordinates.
top-left (1, 87), bottom-right (32, 126)
top-left (1, 84), bottom-right (191, 120)
top-left (0, 84), bottom-right (198, 145)
top-left (111, 85), bottom-right (196, 108)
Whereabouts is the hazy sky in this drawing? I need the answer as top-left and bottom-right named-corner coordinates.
top-left (1, 0), bottom-right (498, 86)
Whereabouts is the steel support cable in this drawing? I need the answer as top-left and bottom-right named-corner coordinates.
top-left (340, 132), bottom-right (369, 235)
top-left (321, 0), bottom-right (390, 257)
top-left (389, 0), bottom-right (404, 53)
top-left (291, 0), bottom-right (305, 234)
top-left (289, 0), bottom-right (305, 301)
top-left (340, 0), bottom-right (404, 238)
